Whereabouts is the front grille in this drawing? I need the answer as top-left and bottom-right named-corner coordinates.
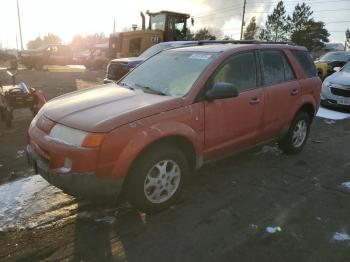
top-left (107, 62), bottom-right (129, 81)
top-left (331, 87), bottom-right (350, 98)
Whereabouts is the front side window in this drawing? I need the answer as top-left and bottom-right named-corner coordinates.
top-left (213, 52), bottom-right (257, 92)
top-left (121, 51), bottom-right (218, 97)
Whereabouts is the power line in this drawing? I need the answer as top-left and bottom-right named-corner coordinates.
top-left (245, 8), bottom-right (350, 13)
top-left (195, 8), bottom-right (350, 20)
top-left (193, 0), bottom-right (350, 17)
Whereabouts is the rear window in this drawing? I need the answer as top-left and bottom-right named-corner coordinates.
top-left (292, 50), bottom-right (317, 78)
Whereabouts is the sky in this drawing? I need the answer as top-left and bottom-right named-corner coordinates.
top-left (0, 0), bottom-right (349, 49)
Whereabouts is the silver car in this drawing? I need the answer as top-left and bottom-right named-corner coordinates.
top-left (321, 62), bottom-right (350, 109)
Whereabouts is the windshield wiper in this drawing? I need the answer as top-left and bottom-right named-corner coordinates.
top-left (119, 82), bottom-right (134, 90)
top-left (134, 83), bottom-right (166, 96)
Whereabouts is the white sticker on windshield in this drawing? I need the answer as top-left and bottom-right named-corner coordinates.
top-left (189, 54), bottom-right (212, 60)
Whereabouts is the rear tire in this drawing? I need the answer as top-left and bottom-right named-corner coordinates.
top-left (126, 144), bottom-right (189, 213)
top-left (278, 111), bottom-right (311, 154)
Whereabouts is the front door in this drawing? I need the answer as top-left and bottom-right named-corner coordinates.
top-left (204, 51), bottom-right (264, 160)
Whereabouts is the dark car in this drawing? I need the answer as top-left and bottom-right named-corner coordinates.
top-left (104, 41), bottom-right (198, 83)
top-left (315, 51), bottom-right (350, 79)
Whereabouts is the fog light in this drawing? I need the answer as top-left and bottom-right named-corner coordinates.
top-left (61, 158), bottom-right (72, 173)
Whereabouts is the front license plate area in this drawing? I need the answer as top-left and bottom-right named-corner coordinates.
top-left (337, 99), bottom-right (350, 106)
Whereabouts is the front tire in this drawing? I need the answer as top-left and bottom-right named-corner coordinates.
top-left (126, 144), bottom-right (189, 213)
top-left (278, 111), bottom-right (311, 154)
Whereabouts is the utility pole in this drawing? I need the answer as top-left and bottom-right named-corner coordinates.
top-left (17, 0), bottom-right (24, 50)
top-left (240, 0), bottom-right (246, 40)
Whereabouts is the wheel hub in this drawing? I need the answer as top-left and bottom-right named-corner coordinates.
top-left (144, 159), bottom-right (181, 204)
top-left (292, 119), bottom-right (307, 148)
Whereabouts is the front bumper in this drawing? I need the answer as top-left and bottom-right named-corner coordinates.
top-left (321, 99), bottom-right (350, 110)
top-left (27, 145), bottom-right (124, 198)
top-left (321, 86), bottom-right (350, 109)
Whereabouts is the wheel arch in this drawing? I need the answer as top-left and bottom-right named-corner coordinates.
top-left (110, 122), bottom-right (202, 181)
top-left (298, 103), bottom-right (315, 121)
top-left (120, 135), bottom-right (197, 193)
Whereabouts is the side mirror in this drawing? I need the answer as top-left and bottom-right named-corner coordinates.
top-left (333, 67), bottom-right (341, 72)
top-left (206, 82), bottom-right (239, 100)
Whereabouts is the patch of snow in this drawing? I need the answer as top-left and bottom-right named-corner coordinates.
top-left (0, 175), bottom-right (74, 231)
top-left (266, 226), bottom-right (282, 234)
top-left (333, 232), bottom-right (350, 241)
top-left (16, 150), bottom-right (25, 159)
top-left (0, 164), bottom-right (3, 168)
top-left (341, 182), bottom-right (350, 190)
top-left (316, 106), bottom-right (350, 120)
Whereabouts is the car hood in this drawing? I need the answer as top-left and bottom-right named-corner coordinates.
top-left (326, 71), bottom-right (350, 86)
top-left (316, 60), bottom-right (348, 68)
top-left (43, 84), bottom-right (183, 133)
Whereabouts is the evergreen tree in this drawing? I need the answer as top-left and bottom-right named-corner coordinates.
top-left (259, 1), bottom-right (288, 42)
top-left (291, 21), bottom-right (329, 51)
top-left (243, 17), bottom-right (258, 40)
top-left (288, 3), bottom-right (329, 51)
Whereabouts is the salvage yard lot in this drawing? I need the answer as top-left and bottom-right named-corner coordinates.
top-left (1, 68), bottom-right (350, 261)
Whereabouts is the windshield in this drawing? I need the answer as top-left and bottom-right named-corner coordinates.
top-left (341, 62), bottom-right (350, 73)
top-left (320, 52), bottom-right (350, 62)
top-left (138, 43), bottom-right (174, 59)
top-left (120, 51), bottom-right (218, 97)
top-left (150, 14), bottom-right (166, 31)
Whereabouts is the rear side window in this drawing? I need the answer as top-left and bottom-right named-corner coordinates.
top-left (260, 50), bottom-right (295, 86)
top-left (213, 52), bottom-right (257, 92)
top-left (292, 50), bottom-right (317, 78)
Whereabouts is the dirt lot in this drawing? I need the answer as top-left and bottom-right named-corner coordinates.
top-left (1, 69), bottom-right (350, 261)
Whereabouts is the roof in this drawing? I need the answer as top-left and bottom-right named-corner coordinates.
top-left (147, 10), bottom-right (190, 18)
top-left (166, 42), bottom-right (308, 53)
top-left (157, 41), bottom-right (198, 46)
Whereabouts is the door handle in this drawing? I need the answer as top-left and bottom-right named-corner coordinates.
top-left (291, 89), bottom-right (299, 96)
top-left (249, 97), bottom-right (260, 105)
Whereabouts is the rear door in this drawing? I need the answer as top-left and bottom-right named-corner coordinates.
top-left (204, 51), bottom-right (264, 160)
top-left (257, 49), bottom-right (300, 142)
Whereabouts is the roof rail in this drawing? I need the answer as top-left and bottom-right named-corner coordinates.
top-left (198, 40), bottom-right (296, 46)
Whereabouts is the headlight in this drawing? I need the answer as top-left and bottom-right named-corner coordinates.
top-left (48, 124), bottom-right (105, 148)
top-left (49, 124), bottom-right (88, 146)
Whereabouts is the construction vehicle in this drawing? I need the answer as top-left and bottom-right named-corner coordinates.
top-left (109, 10), bottom-right (191, 59)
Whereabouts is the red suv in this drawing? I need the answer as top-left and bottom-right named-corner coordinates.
top-left (27, 42), bottom-right (321, 213)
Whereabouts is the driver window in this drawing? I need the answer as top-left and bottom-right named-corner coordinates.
top-left (213, 52), bottom-right (257, 92)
